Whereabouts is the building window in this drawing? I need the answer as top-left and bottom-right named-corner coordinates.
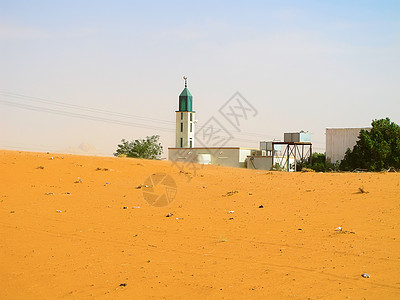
top-left (181, 112), bottom-right (183, 120)
top-left (180, 122), bottom-right (183, 132)
top-left (190, 123), bottom-right (192, 132)
top-left (189, 139), bottom-right (192, 148)
top-left (180, 138), bottom-right (183, 148)
top-left (190, 113), bottom-right (192, 121)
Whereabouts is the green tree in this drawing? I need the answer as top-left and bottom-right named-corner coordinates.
top-left (114, 135), bottom-right (163, 159)
top-left (300, 152), bottom-right (337, 172)
top-left (340, 118), bottom-right (400, 171)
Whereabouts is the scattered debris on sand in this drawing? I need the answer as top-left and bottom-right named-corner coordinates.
top-left (135, 184), bottom-right (149, 189)
top-left (335, 227), bottom-right (355, 234)
top-left (223, 190), bottom-right (238, 197)
top-left (96, 167), bottom-right (111, 171)
top-left (1, 150), bottom-right (399, 299)
top-left (179, 170), bottom-right (191, 175)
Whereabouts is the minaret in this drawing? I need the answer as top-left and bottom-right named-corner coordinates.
top-left (176, 76), bottom-right (195, 148)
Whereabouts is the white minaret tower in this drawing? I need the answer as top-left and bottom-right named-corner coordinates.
top-left (176, 76), bottom-right (195, 148)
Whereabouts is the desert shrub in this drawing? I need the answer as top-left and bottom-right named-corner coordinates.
top-left (114, 135), bottom-right (163, 159)
top-left (299, 153), bottom-right (337, 172)
top-left (271, 163), bottom-right (285, 171)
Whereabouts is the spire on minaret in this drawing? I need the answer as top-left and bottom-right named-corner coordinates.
top-left (183, 76), bottom-right (187, 88)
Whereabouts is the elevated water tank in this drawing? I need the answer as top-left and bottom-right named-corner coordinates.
top-left (284, 131), bottom-right (311, 143)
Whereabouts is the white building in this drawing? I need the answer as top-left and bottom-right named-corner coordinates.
top-left (326, 127), bottom-right (371, 163)
top-left (169, 77), bottom-right (254, 168)
top-left (169, 147), bottom-right (253, 168)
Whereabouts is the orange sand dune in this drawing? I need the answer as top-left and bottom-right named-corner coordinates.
top-left (1, 150), bottom-right (399, 299)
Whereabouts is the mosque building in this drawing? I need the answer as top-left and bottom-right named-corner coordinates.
top-left (168, 77), bottom-right (253, 168)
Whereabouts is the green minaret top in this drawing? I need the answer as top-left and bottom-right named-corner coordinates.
top-left (178, 76), bottom-right (193, 112)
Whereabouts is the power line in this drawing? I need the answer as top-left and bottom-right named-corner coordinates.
top-left (0, 99), bottom-right (176, 132)
top-left (0, 90), bottom-right (281, 140)
top-left (0, 90), bottom-right (325, 147)
top-left (1, 99), bottom-right (270, 147)
top-left (0, 91), bottom-right (175, 125)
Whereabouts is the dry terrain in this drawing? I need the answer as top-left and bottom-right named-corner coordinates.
top-left (1, 150), bottom-right (399, 299)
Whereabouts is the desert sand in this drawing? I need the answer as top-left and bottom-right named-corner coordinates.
top-left (1, 149), bottom-right (399, 299)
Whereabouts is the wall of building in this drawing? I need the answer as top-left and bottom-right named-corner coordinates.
top-left (247, 156), bottom-right (273, 170)
top-left (326, 128), bottom-right (370, 163)
top-left (209, 148), bottom-right (240, 167)
top-left (168, 147), bottom-right (242, 168)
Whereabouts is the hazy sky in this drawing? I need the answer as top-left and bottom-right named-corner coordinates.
top-left (1, 0), bottom-right (399, 156)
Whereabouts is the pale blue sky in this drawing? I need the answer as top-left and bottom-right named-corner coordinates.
top-left (1, 0), bottom-right (399, 155)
